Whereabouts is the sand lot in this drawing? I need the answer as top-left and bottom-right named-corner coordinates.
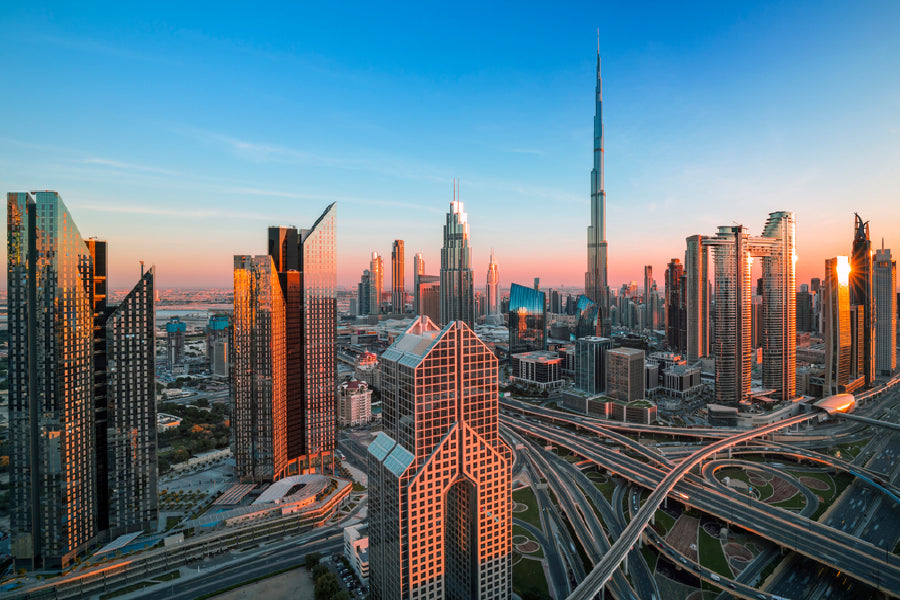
top-left (212, 567), bottom-right (316, 600)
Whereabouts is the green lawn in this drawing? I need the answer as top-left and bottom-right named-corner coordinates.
top-left (772, 492), bottom-right (807, 511)
top-left (698, 527), bottom-right (731, 578)
top-left (653, 510), bottom-right (676, 535)
top-left (593, 480), bottom-right (616, 503)
top-left (512, 487), bottom-right (542, 530)
top-left (513, 524), bottom-right (545, 559)
top-left (512, 553), bottom-right (551, 600)
top-left (640, 545), bottom-right (658, 573)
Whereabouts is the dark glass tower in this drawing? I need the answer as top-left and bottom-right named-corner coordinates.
top-left (508, 283), bottom-right (547, 353)
top-left (850, 213), bottom-right (875, 385)
top-left (392, 239), bottom-right (404, 314)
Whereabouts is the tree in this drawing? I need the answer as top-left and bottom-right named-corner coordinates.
top-left (305, 551), bottom-right (322, 570)
top-left (315, 573), bottom-right (340, 600)
top-left (312, 563), bottom-right (329, 579)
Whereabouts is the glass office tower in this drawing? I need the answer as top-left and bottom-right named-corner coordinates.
top-left (440, 189), bottom-right (476, 328)
top-left (8, 191), bottom-right (97, 569)
top-left (508, 283), bottom-right (546, 353)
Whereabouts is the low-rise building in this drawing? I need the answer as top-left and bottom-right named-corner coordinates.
top-left (344, 525), bottom-right (369, 584)
top-left (510, 350), bottom-right (564, 390)
top-left (662, 365), bottom-right (702, 398)
top-left (338, 379), bottom-right (373, 427)
top-left (607, 347), bottom-right (645, 402)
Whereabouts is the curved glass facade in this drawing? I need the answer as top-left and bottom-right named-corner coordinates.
top-left (508, 283), bottom-right (546, 353)
top-left (575, 294), bottom-right (602, 340)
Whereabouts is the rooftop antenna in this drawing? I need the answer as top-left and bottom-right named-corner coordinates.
top-left (597, 28), bottom-right (600, 54)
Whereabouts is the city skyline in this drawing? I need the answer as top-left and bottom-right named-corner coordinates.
top-left (2, 3), bottom-right (899, 291)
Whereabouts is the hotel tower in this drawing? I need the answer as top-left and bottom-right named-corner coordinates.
top-left (368, 317), bottom-right (511, 600)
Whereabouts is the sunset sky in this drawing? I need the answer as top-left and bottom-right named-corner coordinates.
top-left (2, 2), bottom-right (898, 292)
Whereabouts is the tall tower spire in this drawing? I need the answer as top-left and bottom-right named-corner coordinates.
top-left (586, 41), bottom-right (609, 335)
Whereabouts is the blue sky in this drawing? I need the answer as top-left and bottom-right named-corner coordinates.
top-left (2, 2), bottom-right (898, 290)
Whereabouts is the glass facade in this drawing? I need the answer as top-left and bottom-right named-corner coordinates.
top-left (233, 203), bottom-right (336, 481)
top-left (104, 268), bottom-right (158, 535)
top-left (874, 249), bottom-right (897, 376)
top-left (825, 257), bottom-right (852, 394)
top-left (508, 283), bottom-right (546, 354)
top-left (575, 336), bottom-right (612, 394)
top-left (233, 255), bottom-right (286, 482)
top-left (440, 197), bottom-right (475, 328)
top-left (392, 240), bottom-right (404, 313)
top-left (369, 317), bottom-right (511, 600)
top-left (574, 294), bottom-right (602, 340)
top-left (8, 192), bottom-right (97, 569)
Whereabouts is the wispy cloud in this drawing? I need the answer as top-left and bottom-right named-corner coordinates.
top-left (73, 201), bottom-right (283, 222)
top-left (81, 157), bottom-right (181, 177)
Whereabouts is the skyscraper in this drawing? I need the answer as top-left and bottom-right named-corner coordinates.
top-left (486, 249), bottom-right (500, 318)
top-left (643, 265), bottom-right (653, 329)
top-left (165, 317), bottom-right (186, 371)
top-left (233, 255), bottom-right (286, 482)
top-left (874, 246), bottom-right (897, 376)
top-left (358, 269), bottom-right (372, 316)
top-left (102, 267), bottom-right (158, 536)
top-left (665, 259), bottom-right (686, 352)
top-left (440, 185), bottom-right (475, 327)
top-left (689, 212), bottom-right (796, 403)
top-left (508, 283), bottom-right (547, 353)
top-left (8, 191), bottom-right (157, 569)
top-left (234, 203), bottom-right (337, 481)
top-left (850, 214), bottom-right (875, 385)
top-left (685, 234), bottom-right (709, 363)
top-left (368, 317), bottom-right (511, 600)
top-left (370, 251), bottom-right (384, 315)
top-left (825, 257), bottom-right (853, 395)
top-left (206, 313), bottom-right (231, 378)
top-left (585, 49), bottom-right (609, 336)
top-left (392, 240), bottom-right (404, 314)
top-left (413, 252), bottom-right (425, 313)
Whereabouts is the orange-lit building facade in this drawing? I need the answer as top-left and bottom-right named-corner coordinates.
top-left (233, 203), bottom-right (337, 481)
top-left (233, 255), bottom-right (286, 482)
top-left (368, 317), bottom-right (511, 600)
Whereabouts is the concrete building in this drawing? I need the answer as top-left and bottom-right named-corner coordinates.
top-left (368, 317), bottom-right (511, 600)
top-left (338, 379), bottom-right (373, 427)
top-left (344, 525), bottom-right (370, 585)
top-left (607, 347), bottom-right (645, 402)
top-left (510, 351), bottom-right (564, 390)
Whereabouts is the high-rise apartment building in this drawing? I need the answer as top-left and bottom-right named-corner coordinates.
top-left (665, 259), bottom-right (686, 352)
top-left (825, 257), bottom-right (853, 394)
top-left (233, 255), bottom-right (286, 482)
top-left (8, 191), bottom-right (157, 569)
top-left (643, 265), bottom-right (654, 329)
top-left (874, 247), bottom-right (897, 376)
top-left (440, 187), bottom-right (475, 327)
top-left (850, 214), bottom-right (875, 385)
top-left (368, 317), bottom-right (511, 600)
top-left (358, 269), bottom-right (372, 316)
top-left (165, 317), bottom-right (186, 370)
top-left (102, 268), bottom-right (158, 536)
top-left (685, 235), bottom-right (709, 363)
top-left (508, 283), bottom-right (547, 353)
top-left (206, 313), bottom-right (231, 378)
top-left (234, 203), bottom-right (336, 481)
top-left (392, 240), bottom-right (405, 314)
top-left (370, 251), bottom-right (384, 315)
top-left (413, 252), bottom-right (425, 314)
top-left (797, 289), bottom-right (813, 332)
top-left (607, 347), bottom-right (645, 402)
top-left (485, 249), bottom-right (500, 320)
top-left (689, 212), bottom-right (796, 404)
top-left (585, 49), bottom-right (610, 336)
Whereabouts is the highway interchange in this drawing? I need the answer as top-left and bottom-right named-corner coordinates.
top-left (499, 378), bottom-right (900, 600)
